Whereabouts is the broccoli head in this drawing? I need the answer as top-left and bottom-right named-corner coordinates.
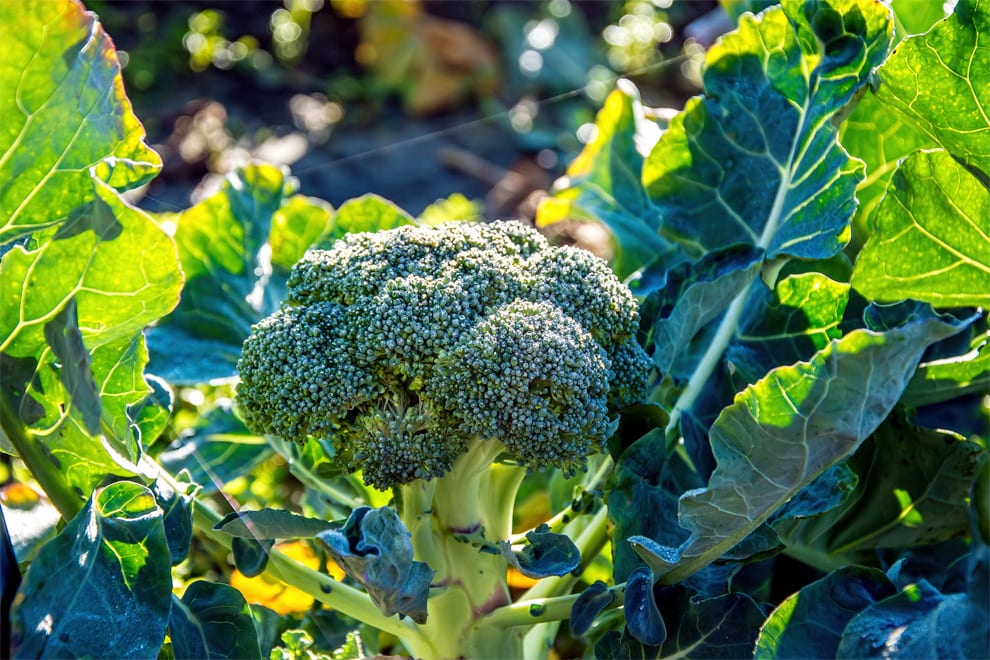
top-left (236, 221), bottom-right (650, 489)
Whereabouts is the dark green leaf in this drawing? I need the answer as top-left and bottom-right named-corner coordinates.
top-left (570, 581), bottom-right (614, 637)
top-left (11, 481), bottom-right (171, 658)
top-left (624, 566), bottom-right (666, 646)
top-left (903, 328), bottom-right (989, 408)
top-left (776, 416), bottom-right (986, 555)
top-left (169, 580), bottom-right (261, 659)
top-left (754, 566), bottom-right (896, 659)
top-left (851, 149), bottom-right (990, 307)
top-left (496, 524), bottom-right (581, 579)
top-left (0, 2), bottom-right (161, 243)
top-left (153, 474), bottom-right (196, 565)
top-left (655, 586), bottom-right (767, 659)
top-left (632, 311), bottom-right (965, 585)
top-left (607, 429), bottom-right (702, 582)
top-left (644, 0), bottom-right (893, 259)
top-left (836, 576), bottom-right (989, 658)
top-left (594, 629), bottom-right (660, 659)
top-left (876, 0), bottom-right (990, 182)
top-left (232, 537), bottom-right (274, 578)
top-left (317, 506), bottom-right (434, 624)
top-left (645, 245), bottom-right (764, 378)
top-left (216, 508), bottom-right (337, 540)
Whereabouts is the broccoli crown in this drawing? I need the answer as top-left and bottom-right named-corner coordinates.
top-left (237, 221), bottom-right (650, 489)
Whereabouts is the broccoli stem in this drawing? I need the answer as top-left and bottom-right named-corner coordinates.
top-left (397, 437), bottom-right (531, 659)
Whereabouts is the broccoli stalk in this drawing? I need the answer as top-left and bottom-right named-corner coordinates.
top-left (236, 221), bottom-right (651, 658)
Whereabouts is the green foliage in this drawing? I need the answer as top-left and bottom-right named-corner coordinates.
top-left (2, 1), bottom-right (988, 658)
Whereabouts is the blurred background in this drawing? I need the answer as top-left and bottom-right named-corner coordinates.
top-left (88, 0), bottom-right (731, 220)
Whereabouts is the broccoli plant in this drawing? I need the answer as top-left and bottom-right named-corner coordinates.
top-left (235, 220), bottom-right (651, 658)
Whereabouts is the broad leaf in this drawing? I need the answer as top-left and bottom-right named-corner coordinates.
top-left (776, 417), bottom-right (986, 555)
top-left (0, 1), bottom-right (161, 243)
top-left (169, 580), bottom-right (261, 659)
top-left (147, 165), bottom-right (336, 384)
top-left (0, 176), bottom-right (181, 359)
top-left (643, 245), bottom-right (764, 378)
top-left (159, 405), bottom-right (271, 493)
top-left (317, 506), bottom-right (434, 624)
top-left (496, 524), bottom-right (581, 579)
top-left (153, 474), bottom-right (196, 565)
top-left (11, 481), bottom-right (171, 657)
top-left (216, 508), bottom-right (337, 540)
top-left (851, 149), bottom-right (990, 307)
top-left (754, 566), bottom-right (896, 658)
top-left (329, 193), bottom-right (415, 240)
top-left (655, 587), bottom-right (766, 659)
top-left (875, 0), bottom-right (990, 182)
top-left (644, 0), bottom-right (893, 259)
top-left (903, 328), bottom-right (990, 407)
top-left (536, 81), bottom-right (671, 279)
top-left (632, 311), bottom-right (965, 584)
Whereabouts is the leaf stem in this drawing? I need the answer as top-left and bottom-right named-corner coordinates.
top-left (0, 393), bottom-right (82, 520)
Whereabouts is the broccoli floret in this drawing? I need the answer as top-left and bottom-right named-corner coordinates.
top-left (236, 221), bottom-right (650, 490)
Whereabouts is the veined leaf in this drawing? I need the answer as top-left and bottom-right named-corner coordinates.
top-left (903, 328), bottom-right (990, 407)
top-left (851, 149), bottom-right (990, 307)
top-left (169, 580), bottom-right (261, 660)
top-left (776, 417), bottom-right (986, 555)
top-left (0, 176), bottom-right (181, 359)
top-left (645, 0), bottom-right (893, 259)
top-left (216, 508), bottom-right (338, 540)
top-left (146, 166), bottom-right (369, 384)
top-left (876, 0), bottom-right (990, 182)
top-left (329, 193), bottom-right (415, 239)
top-left (754, 566), bottom-right (896, 659)
top-left (536, 81), bottom-right (672, 279)
top-left (0, 0), bottom-right (161, 243)
top-left (631, 311), bottom-right (965, 585)
top-left (11, 481), bottom-right (171, 657)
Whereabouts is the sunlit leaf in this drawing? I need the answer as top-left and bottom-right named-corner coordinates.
top-left (851, 149), bottom-right (990, 307)
top-left (875, 0), bottom-right (990, 182)
top-left (631, 310), bottom-right (965, 584)
top-left (644, 0), bottom-right (893, 260)
top-left (11, 481), bottom-right (171, 657)
top-left (0, 1), bottom-right (161, 243)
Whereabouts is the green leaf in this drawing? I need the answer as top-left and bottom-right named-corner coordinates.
top-left (876, 0), bottom-right (990, 182)
top-left (631, 310), bottom-right (965, 584)
top-left (731, 273), bottom-right (851, 382)
top-left (851, 149), bottom-right (990, 307)
top-left (270, 195), bottom-right (334, 269)
top-left (11, 481), bottom-right (171, 657)
top-left (903, 328), bottom-right (990, 407)
top-left (839, 88), bottom-right (937, 239)
top-left (169, 580), bottom-right (262, 659)
top-left (776, 417), bottom-right (987, 555)
top-left (644, 0), bottom-right (893, 259)
top-left (329, 194), bottom-right (415, 240)
top-left (496, 525), bottom-right (581, 579)
top-left (147, 165), bottom-right (346, 384)
top-left (644, 245), bottom-right (764, 378)
top-left (536, 81), bottom-right (673, 279)
top-left (624, 566), bottom-right (666, 646)
top-left (656, 587), bottom-right (767, 659)
top-left (836, 571), bottom-right (989, 658)
top-left (216, 509), bottom-right (337, 540)
top-left (317, 506), bottom-right (434, 624)
top-left (754, 566), bottom-right (896, 659)
top-left (0, 176), bottom-right (181, 359)
top-left (0, 1), bottom-right (161, 243)
top-left (159, 404), bottom-right (272, 493)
